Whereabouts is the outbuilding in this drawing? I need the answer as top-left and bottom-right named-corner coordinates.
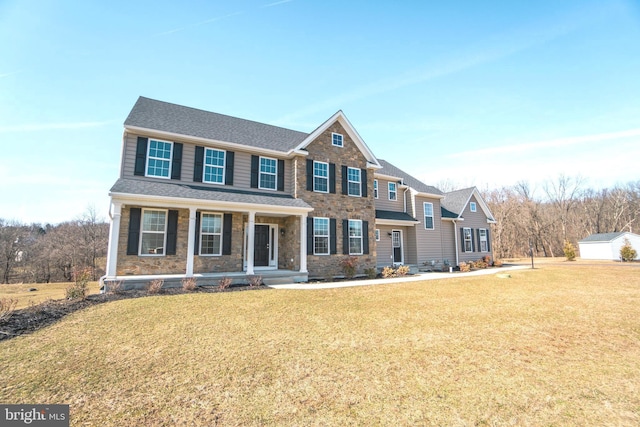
top-left (578, 232), bottom-right (640, 261)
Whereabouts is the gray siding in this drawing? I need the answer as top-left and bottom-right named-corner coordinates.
top-left (412, 196), bottom-right (444, 265)
top-left (440, 220), bottom-right (457, 267)
top-left (374, 178), bottom-right (405, 211)
top-left (457, 195), bottom-right (493, 264)
top-left (375, 225), bottom-right (413, 267)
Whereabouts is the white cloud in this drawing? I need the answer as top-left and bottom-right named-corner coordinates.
top-left (262, 0), bottom-right (294, 7)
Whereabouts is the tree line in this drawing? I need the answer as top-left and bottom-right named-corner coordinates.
top-left (482, 176), bottom-right (640, 259)
top-left (0, 207), bottom-right (109, 284)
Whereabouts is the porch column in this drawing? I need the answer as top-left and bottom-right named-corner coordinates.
top-left (186, 207), bottom-right (197, 276)
top-left (299, 213), bottom-right (308, 273)
top-left (246, 211), bottom-right (256, 275)
top-left (105, 202), bottom-right (122, 278)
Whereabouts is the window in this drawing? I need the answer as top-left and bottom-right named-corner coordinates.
top-left (332, 133), bottom-right (343, 147)
top-left (140, 209), bottom-right (167, 255)
top-left (374, 180), bottom-right (378, 199)
top-left (259, 157), bottom-right (277, 190)
top-left (203, 148), bottom-right (225, 184)
top-left (424, 202), bottom-right (434, 229)
top-left (347, 167), bottom-right (361, 197)
top-left (375, 229), bottom-right (380, 241)
top-left (348, 220), bottom-right (363, 255)
top-left (470, 202), bottom-right (477, 212)
top-left (313, 217), bottom-right (330, 255)
top-left (463, 227), bottom-right (472, 252)
top-left (200, 213), bottom-right (223, 255)
top-left (479, 228), bottom-right (488, 252)
top-left (146, 139), bottom-right (172, 178)
top-left (388, 182), bottom-right (397, 201)
top-left (313, 161), bottom-right (329, 193)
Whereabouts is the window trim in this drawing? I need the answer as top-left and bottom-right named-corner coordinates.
top-left (470, 202), bottom-right (477, 212)
top-left (203, 147), bottom-right (226, 185)
top-left (463, 227), bottom-right (473, 252)
top-left (139, 208), bottom-right (168, 256)
top-left (388, 182), bottom-right (397, 201)
top-left (146, 139), bottom-right (173, 179)
top-left (479, 228), bottom-right (488, 252)
top-left (258, 156), bottom-right (278, 190)
top-left (199, 212), bottom-right (224, 256)
top-left (347, 167), bottom-right (361, 197)
top-left (374, 179), bottom-right (378, 199)
top-left (348, 219), bottom-right (363, 255)
top-left (313, 217), bottom-right (330, 256)
top-left (424, 202), bottom-right (434, 230)
top-left (313, 161), bottom-right (329, 193)
top-left (332, 132), bottom-right (343, 147)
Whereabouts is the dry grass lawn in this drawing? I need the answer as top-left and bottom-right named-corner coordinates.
top-left (0, 281), bottom-right (101, 309)
top-left (1, 265), bottom-right (639, 426)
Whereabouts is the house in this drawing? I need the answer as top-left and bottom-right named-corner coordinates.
top-left (103, 97), bottom-right (495, 288)
top-left (578, 232), bottom-right (640, 261)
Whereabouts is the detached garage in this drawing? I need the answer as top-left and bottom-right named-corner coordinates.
top-left (578, 232), bottom-right (640, 261)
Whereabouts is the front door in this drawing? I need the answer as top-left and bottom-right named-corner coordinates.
top-left (254, 225), bottom-right (270, 267)
top-left (392, 230), bottom-right (403, 264)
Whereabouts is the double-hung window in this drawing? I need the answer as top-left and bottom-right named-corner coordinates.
top-left (313, 217), bottom-right (330, 255)
top-left (463, 227), bottom-right (472, 252)
top-left (204, 148), bottom-right (225, 184)
top-left (479, 229), bottom-right (488, 252)
top-left (470, 202), bottom-right (477, 212)
top-left (424, 202), bottom-right (434, 229)
top-left (373, 180), bottom-right (378, 199)
top-left (347, 167), bottom-right (361, 197)
top-left (348, 220), bottom-right (363, 255)
top-left (146, 139), bottom-right (172, 178)
top-left (200, 213), bottom-right (223, 255)
top-left (259, 157), bottom-right (277, 190)
top-left (388, 182), bottom-right (397, 201)
top-left (332, 133), bottom-right (343, 147)
top-left (140, 209), bottom-right (167, 255)
top-left (314, 161), bottom-right (329, 193)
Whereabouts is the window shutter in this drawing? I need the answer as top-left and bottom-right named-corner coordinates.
top-left (194, 212), bottom-right (201, 255)
top-left (486, 229), bottom-right (491, 252)
top-left (343, 219), bottom-right (349, 254)
top-left (362, 220), bottom-right (369, 254)
top-left (471, 228), bottom-right (476, 252)
top-left (477, 229), bottom-right (481, 252)
top-left (171, 143), bottom-right (182, 180)
top-left (193, 146), bottom-right (204, 182)
top-left (251, 155), bottom-right (259, 188)
top-left (341, 166), bottom-right (348, 195)
top-left (307, 217), bottom-right (314, 255)
top-left (361, 169), bottom-right (368, 197)
top-left (277, 159), bottom-right (285, 191)
top-left (306, 159), bottom-right (314, 191)
top-left (166, 210), bottom-right (178, 255)
top-left (222, 214), bottom-right (232, 255)
top-left (330, 218), bottom-right (337, 254)
top-left (127, 208), bottom-right (141, 255)
top-left (329, 163), bottom-right (336, 194)
top-left (460, 227), bottom-right (466, 253)
top-left (225, 151), bottom-right (234, 185)
top-left (134, 137), bottom-right (148, 176)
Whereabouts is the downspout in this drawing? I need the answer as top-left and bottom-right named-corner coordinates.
top-left (403, 187), bottom-right (409, 213)
top-left (453, 219), bottom-right (459, 266)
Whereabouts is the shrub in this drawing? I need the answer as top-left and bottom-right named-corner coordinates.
top-left (396, 265), bottom-right (410, 277)
top-left (66, 267), bottom-right (91, 300)
top-left (474, 259), bottom-right (488, 269)
top-left (364, 267), bottom-right (377, 279)
top-left (147, 279), bottom-right (164, 295)
top-left (482, 255), bottom-right (492, 265)
top-left (218, 277), bottom-right (232, 291)
top-left (340, 256), bottom-right (358, 279)
top-left (0, 297), bottom-right (18, 323)
top-left (247, 275), bottom-right (262, 287)
top-left (459, 262), bottom-right (471, 272)
top-left (620, 238), bottom-right (637, 262)
top-left (493, 259), bottom-right (503, 267)
top-left (563, 241), bottom-right (577, 261)
top-left (381, 266), bottom-right (396, 278)
top-left (182, 277), bottom-right (197, 292)
top-left (107, 280), bottom-right (124, 295)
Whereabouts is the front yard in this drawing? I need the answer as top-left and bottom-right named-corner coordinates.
top-left (1, 265), bottom-right (639, 426)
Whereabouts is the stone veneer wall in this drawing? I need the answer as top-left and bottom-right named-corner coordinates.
top-left (295, 122), bottom-right (376, 278)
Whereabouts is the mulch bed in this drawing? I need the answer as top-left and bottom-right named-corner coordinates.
top-left (0, 285), bottom-right (266, 342)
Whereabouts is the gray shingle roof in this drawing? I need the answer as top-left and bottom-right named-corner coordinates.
top-left (579, 232), bottom-right (626, 243)
top-left (110, 178), bottom-right (313, 210)
top-left (124, 97), bottom-right (309, 152)
top-left (375, 210), bottom-right (419, 222)
top-left (376, 159), bottom-right (442, 196)
top-left (441, 187), bottom-right (475, 216)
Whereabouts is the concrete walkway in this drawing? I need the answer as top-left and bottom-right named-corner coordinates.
top-left (269, 265), bottom-right (530, 290)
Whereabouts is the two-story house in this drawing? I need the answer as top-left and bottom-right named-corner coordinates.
top-left (103, 97), bottom-right (494, 288)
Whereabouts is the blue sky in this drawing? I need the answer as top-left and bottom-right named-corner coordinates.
top-left (1, 0), bottom-right (639, 224)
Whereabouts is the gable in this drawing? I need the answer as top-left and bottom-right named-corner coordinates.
top-left (302, 121), bottom-right (370, 167)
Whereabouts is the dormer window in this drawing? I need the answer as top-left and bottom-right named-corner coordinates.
top-left (332, 133), bottom-right (343, 147)
top-left (146, 139), bottom-right (173, 178)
